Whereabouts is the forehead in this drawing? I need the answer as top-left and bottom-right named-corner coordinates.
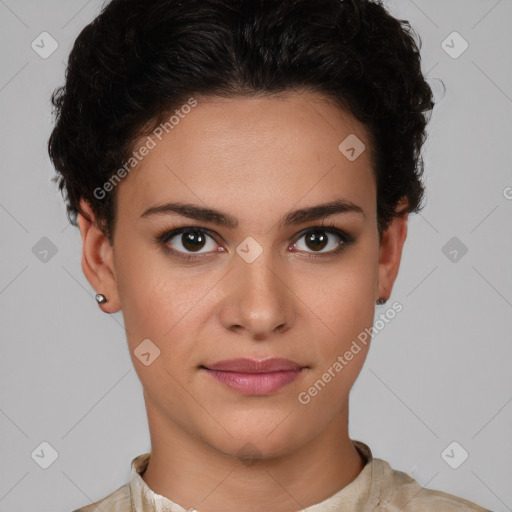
top-left (116, 91), bottom-right (376, 224)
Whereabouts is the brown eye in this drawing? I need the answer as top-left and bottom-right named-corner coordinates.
top-left (303, 230), bottom-right (329, 252)
top-left (180, 231), bottom-right (207, 252)
top-left (165, 228), bottom-right (218, 255)
top-left (291, 227), bottom-right (353, 256)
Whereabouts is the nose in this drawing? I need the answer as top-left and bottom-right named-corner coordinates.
top-left (218, 250), bottom-right (296, 339)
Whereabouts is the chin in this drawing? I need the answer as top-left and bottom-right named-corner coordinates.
top-left (202, 418), bottom-right (311, 462)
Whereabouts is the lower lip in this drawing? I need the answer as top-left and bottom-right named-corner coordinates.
top-left (203, 369), bottom-right (304, 395)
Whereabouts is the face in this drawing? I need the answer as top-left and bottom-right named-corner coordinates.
top-left (79, 91), bottom-right (407, 459)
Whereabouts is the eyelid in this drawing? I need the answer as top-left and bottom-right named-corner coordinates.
top-left (161, 226), bottom-right (219, 241)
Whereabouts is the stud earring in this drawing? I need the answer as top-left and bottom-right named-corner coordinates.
top-left (95, 293), bottom-right (108, 305)
top-left (376, 297), bottom-right (387, 305)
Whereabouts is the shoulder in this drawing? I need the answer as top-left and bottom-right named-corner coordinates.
top-left (372, 458), bottom-right (493, 512)
top-left (72, 483), bottom-right (131, 512)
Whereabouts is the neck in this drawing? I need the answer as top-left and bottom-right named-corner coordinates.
top-left (141, 401), bottom-right (366, 512)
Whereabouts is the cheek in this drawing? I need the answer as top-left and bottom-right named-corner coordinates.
top-left (115, 255), bottom-right (214, 379)
top-left (298, 271), bottom-right (374, 413)
top-left (113, 243), bottom-right (179, 340)
top-left (306, 247), bottom-right (378, 334)
top-left (330, 273), bottom-right (376, 336)
top-left (116, 265), bottom-right (198, 396)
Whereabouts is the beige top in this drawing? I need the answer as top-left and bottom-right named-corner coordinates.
top-left (73, 440), bottom-right (491, 512)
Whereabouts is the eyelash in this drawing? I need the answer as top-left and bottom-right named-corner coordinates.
top-left (153, 221), bottom-right (355, 261)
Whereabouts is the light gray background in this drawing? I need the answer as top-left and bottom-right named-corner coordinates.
top-left (0, 1), bottom-right (511, 511)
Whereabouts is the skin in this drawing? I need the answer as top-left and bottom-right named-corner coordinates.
top-left (78, 91), bottom-right (408, 512)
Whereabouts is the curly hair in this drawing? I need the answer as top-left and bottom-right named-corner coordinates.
top-left (48, 0), bottom-right (437, 245)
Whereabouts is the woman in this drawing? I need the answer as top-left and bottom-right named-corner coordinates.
top-left (48, 0), bottom-right (492, 510)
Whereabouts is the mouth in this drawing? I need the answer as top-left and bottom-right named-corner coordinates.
top-left (200, 358), bottom-right (308, 395)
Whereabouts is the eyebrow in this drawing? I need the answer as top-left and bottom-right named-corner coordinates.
top-left (140, 199), bottom-right (364, 228)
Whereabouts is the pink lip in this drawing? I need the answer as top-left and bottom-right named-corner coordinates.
top-left (202, 358), bottom-right (306, 395)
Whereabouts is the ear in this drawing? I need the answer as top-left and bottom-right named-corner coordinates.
top-left (77, 199), bottom-right (121, 313)
top-left (375, 197), bottom-right (409, 303)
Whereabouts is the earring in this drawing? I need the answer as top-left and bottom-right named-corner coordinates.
top-left (95, 293), bottom-right (108, 305)
top-left (376, 297), bottom-right (387, 305)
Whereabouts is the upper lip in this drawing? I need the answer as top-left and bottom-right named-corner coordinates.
top-left (203, 358), bottom-right (304, 373)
